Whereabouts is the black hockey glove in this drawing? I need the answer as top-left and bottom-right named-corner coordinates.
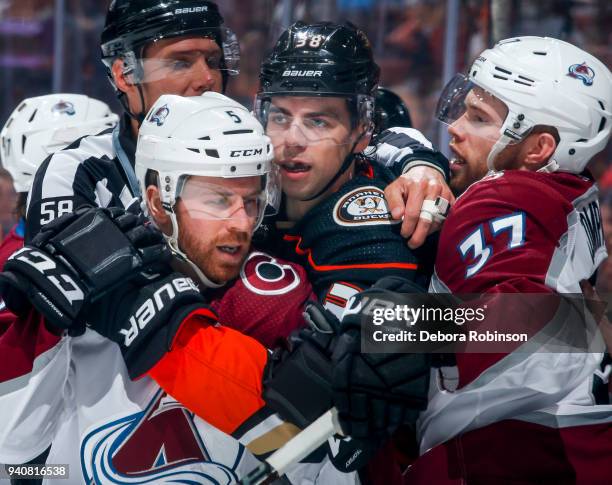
top-left (263, 301), bottom-right (337, 429)
top-left (83, 271), bottom-right (210, 379)
top-left (331, 277), bottom-right (432, 440)
top-left (263, 301), bottom-right (383, 473)
top-left (0, 206), bottom-right (171, 334)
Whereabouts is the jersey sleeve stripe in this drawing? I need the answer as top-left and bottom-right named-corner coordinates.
top-left (283, 234), bottom-right (418, 272)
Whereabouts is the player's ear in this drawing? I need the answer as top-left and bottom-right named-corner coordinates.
top-left (522, 131), bottom-right (557, 169)
top-left (146, 185), bottom-right (172, 235)
top-left (111, 58), bottom-right (135, 96)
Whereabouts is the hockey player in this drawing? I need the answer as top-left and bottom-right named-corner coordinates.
top-left (134, 92), bottom-right (311, 349)
top-left (0, 95), bottom-right (314, 484)
top-left (0, 94), bottom-right (118, 270)
top-left (391, 36), bottom-right (612, 483)
top-left (25, 0), bottom-right (240, 240)
top-left (253, 21), bottom-right (446, 310)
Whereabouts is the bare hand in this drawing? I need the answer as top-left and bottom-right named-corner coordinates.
top-left (384, 166), bottom-right (454, 249)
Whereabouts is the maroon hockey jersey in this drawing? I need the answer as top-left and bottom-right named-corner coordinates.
top-left (406, 170), bottom-right (612, 484)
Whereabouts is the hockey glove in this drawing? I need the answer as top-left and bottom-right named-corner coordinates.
top-left (0, 206), bottom-right (171, 334)
top-left (264, 301), bottom-right (383, 473)
top-left (83, 271), bottom-right (211, 379)
top-left (332, 277), bottom-right (432, 440)
top-left (263, 301), bottom-right (337, 429)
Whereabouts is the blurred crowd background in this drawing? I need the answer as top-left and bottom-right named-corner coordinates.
top-left (0, 0), bottom-right (610, 288)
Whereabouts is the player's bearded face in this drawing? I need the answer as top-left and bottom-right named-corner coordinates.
top-left (137, 36), bottom-right (224, 112)
top-left (266, 96), bottom-right (363, 201)
top-left (175, 176), bottom-right (261, 283)
top-left (447, 87), bottom-right (510, 195)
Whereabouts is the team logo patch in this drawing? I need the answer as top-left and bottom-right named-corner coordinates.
top-left (333, 186), bottom-right (398, 227)
top-left (149, 104), bottom-right (170, 126)
top-left (81, 390), bottom-right (240, 484)
top-left (240, 251), bottom-right (300, 295)
top-left (51, 100), bottom-right (75, 116)
top-left (568, 62), bottom-right (595, 86)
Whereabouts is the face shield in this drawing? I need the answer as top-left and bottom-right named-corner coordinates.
top-left (437, 73), bottom-right (528, 143)
top-left (264, 163), bottom-right (282, 216)
top-left (254, 94), bottom-right (374, 147)
top-left (124, 27), bottom-right (240, 84)
top-left (177, 176), bottom-right (269, 229)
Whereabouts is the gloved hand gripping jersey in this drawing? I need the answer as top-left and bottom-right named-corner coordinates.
top-left (0, 207), bottom-right (170, 329)
top-left (0, 206), bottom-right (209, 377)
top-left (331, 277), bottom-right (433, 440)
top-left (263, 278), bottom-right (434, 472)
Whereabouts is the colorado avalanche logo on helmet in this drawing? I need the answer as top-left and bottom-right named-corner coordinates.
top-left (568, 62), bottom-right (595, 86)
top-left (149, 104), bottom-right (170, 126)
top-left (51, 100), bottom-right (76, 116)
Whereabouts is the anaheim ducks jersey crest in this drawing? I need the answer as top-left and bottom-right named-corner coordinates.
top-left (273, 160), bottom-right (435, 303)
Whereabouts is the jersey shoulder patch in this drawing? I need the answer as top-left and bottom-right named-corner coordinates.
top-left (210, 251), bottom-right (312, 348)
top-left (332, 185), bottom-right (399, 227)
top-left (239, 251), bottom-right (304, 296)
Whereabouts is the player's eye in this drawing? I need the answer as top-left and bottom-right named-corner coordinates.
top-left (305, 117), bottom-right (328, 129)
top-left (201, 194), bottom-right (229, 207)
top-left (206, 55), bottom-right (222, 70)
top-left (270, 113), bottom-right (289, 125)
top-left (169, 59), bottom-right (192, 71)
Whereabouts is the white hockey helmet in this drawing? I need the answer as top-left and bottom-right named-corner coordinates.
top-left (136, 92), bottom-right (276, 217)
top-left (437, 36), bottom-right (612, 173)
top-left (0, 94), bottom-right (118, 192)
top-left (136, 92), bottom-right (276, 286)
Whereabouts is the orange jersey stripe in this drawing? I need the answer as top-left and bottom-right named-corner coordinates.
top-left (283, 234), bottom-right (418, 271)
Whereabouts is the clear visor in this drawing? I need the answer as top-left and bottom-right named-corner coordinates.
top-left (436, 73), bottom-right (516, 144)
top-left (264, 163), bottom-right (282, 216)
top-left (128, 28), bottom-right (240, 83)
top-left (178, 177), bottom-right (268, 226)
top-left (254, 94), bottom-right (374, 147)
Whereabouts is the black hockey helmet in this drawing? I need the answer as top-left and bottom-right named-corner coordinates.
top-left (101, 0), bottom-right (239, 91)
top-left (256, 22), bottom-right (380, 201)
top-left (374, 87), bottom-right (412, 135)
top-left (259, 21), bottom-right (379, 97)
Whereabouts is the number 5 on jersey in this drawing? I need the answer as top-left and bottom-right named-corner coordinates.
top-left (458, 212), bottom-right (526, 278)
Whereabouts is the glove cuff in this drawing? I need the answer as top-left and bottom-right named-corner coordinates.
top-left (125, 302), bottom-right (213, 379)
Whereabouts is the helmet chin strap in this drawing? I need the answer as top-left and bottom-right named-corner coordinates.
top-left (117, 85), bottom-right (147, 127)
top-left (537, 159), bottom-right (559, 173)
top-left (486, 132), bottom-right (513, 171)
top-left (165, 210), bottom-right (225, 289)
top-left (301, 136), bottom-right (363, 202)
top-left (486, 132), bottom-right (560, 174)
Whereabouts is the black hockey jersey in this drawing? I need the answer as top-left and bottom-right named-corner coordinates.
top-left (268, 159), bottom-right (436, 318)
